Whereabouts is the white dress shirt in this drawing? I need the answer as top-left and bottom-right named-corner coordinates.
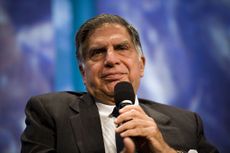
top-left (96, 102), bottom-right (116, 153)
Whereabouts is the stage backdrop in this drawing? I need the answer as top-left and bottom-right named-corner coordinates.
top-left (0, 0), bottom-right (229, 152)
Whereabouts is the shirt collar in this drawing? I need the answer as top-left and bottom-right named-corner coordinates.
top-left (95, 95), bottom-right (139, 117)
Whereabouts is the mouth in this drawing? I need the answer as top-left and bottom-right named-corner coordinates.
top-left (101, 72), bottom-right (127, 81)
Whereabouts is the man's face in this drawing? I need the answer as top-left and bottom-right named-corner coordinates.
top-left (80, 23), bottom-right (145, 104)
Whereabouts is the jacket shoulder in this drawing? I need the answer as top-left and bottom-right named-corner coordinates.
top-left (30, 91), bottom-right (86, 103)
top-left (139, 98), bottom-right (196, 119)
top-left (140, 98), bottom-right (191, 111)
top-left (26, 91), bottom-right (87, 114)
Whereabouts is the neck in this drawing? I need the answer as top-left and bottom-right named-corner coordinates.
top-left (91, 92), bottom-right (115, 105)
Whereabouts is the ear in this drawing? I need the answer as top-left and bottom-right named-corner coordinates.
top-left (79, 64), bottom-right (87, 84)
top-left (139, 56), bottom-right (145, 77)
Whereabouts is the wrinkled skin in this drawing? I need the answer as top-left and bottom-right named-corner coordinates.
top-left (80, 23), bottom-right (145, 105)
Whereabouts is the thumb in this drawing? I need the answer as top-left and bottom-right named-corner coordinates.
top-left (121, 137), bottom-right (135, 153)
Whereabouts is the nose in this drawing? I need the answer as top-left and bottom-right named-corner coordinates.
top-left (104, 48), bottom-right (120, 67)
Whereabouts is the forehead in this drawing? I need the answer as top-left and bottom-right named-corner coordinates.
top-left (88, 23), bottom-right (132, 44)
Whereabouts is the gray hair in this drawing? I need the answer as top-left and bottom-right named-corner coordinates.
top-left (75, 14), bottom-right (143, 64)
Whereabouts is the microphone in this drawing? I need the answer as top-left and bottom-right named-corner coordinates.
top-left (114, 81), bottom-right (135, 110)
top-left (114, 81), bottom-right (149, 153)
top-left (114, 81), bottom-right (135, 152)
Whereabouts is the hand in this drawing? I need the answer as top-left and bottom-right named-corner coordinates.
top-left (114, 105), bottom-right (177, 153)
top-left (120, 137), bottom-right (135, 153)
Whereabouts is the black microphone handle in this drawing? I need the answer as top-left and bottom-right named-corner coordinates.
top-left (117, 101), bottom-right (150, 153)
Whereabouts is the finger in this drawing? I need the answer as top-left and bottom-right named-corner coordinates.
top-left (119, 105), bottom-right (145, 114)
top-left (120, 137), bottom-right (135, 153)
top-left (122, 127), bottom-right (145, 137)
top-left (119, 122), bottom-right (159, 138)
top-left (115, 109), bottom-right (154, 125)
top-left (116, 118), bottom-right (150, 133)
top-left (115, 109), bottom-right (137, 124)
top-left (115, 108), bottom-right (147, 124)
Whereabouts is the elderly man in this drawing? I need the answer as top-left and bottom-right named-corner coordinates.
top-left (21, 14), bottom-right (219, 153)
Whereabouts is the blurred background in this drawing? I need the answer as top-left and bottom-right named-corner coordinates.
top-left (0, 0), bottom-right (230, 152)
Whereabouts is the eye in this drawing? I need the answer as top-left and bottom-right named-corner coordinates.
top-left (114, 44), bottom-right (129, 51)
top-left (88, 47), bottom-right (106, 59)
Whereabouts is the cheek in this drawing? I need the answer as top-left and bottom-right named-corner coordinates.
top-left (139, 62), bottom-right (145, 77)
top-left (129, 59), bottom-right (144, 75)
top-left (84, 64), bottom-right (101, 82)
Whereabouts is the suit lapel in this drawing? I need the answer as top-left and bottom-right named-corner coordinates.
top-left (139, 101), bottom-right (184, 146)
top-left (140, 102), bottom-right (170, 125)
top-left (69, 93), bottom-right (105, 153)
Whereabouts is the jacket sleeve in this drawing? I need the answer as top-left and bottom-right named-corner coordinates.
top-left (21, 96), bottom-right (56, 153)
top-left (195, 113), bottom-right (219, 153)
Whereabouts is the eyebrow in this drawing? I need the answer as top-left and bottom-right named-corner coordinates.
top-left (116, 40), bottom-right (130, 46)
top-left (88, 46), bottom-right (106, 53)
top-left (114, 40), bottom-right (131, 47)
top-left (89, 40), bottom-right (130, 48)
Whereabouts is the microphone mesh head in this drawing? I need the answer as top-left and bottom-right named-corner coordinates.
top-left (114, 81), bottom-right (135, 108)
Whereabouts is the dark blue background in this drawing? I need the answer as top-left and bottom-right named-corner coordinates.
top-left (0, 0), bottom-right (229, 152)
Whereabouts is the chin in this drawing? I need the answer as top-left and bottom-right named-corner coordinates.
top-left (103, 80), bottom-right (129, 94)
top-left (104, 85), bottom-right (116, 96)
top-left (105, 80), bottom-right (119, 88)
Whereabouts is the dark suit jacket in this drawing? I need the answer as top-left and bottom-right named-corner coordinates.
top-left (21, 92), bottom-right (219, 153)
